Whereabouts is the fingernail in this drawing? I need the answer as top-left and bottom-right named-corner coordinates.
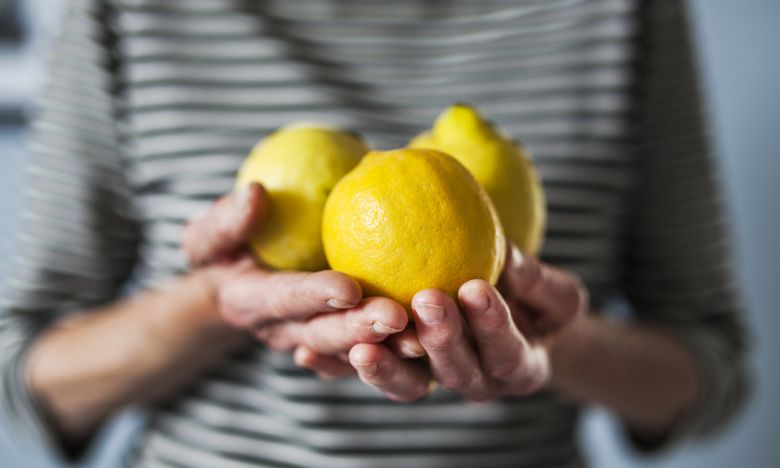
top-left (401, 343), bottom-right (426, 358)
top-left (415, 302), bottom-right (445, 324)
top-left (326, 298), bottom-right (356, 309)
top-left (351, 360), bottom-right (378, 374)
top-left (511, 245), bottom-right (524, 269)
top-left (468, 290), bottom-right (490, 316)
top-left (371, 321), bottom-right (404, 336)
top-left (293, 347), bottom-right (313, 367)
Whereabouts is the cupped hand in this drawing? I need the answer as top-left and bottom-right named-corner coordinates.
top-left (346, 244), bottom-right (588, 402)
top-left (182, 183), bottom-right (408, 375)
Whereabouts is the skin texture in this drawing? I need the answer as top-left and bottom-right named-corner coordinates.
top-left (345, 248), bottom-right (701, 433)
top-left (25, 182), bottom-right (700, 451)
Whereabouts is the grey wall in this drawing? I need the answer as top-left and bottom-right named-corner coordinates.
top-left (1, 0), bottom-right (778, 466)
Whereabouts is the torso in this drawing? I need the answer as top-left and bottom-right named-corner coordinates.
top-left (117, 1), bottom-right (639, 466)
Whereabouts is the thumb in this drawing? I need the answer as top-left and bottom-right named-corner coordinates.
top-left (182, 182), bottom-right (267, 266)
top-left (499, 242), bottom-right (587, 335)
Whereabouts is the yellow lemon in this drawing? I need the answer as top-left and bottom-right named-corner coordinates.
top-left (409, 104), bottom-right (546, 254)
top-left (322, 148), bottom-right (506, 311)
top-left (235, 125), bottom-right (367, 271)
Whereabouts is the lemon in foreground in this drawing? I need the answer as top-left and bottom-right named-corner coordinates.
top-left (322, 148), bottom-right (506, 311)
top-left (235, 125), bottom-right (367, 271)
top-left (409, 104), bottom-right (546, 254)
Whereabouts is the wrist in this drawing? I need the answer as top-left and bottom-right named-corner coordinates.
top-left (548, 313), bottom-right (599, 390)
top-left (140, 270), bottom-right (238, 358)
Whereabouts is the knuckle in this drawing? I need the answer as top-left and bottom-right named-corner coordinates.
top-left (552, 269), bottom-right (588, 318)
top-left (512, 257), bottom-right (542, 293)
top-left (487, 360), bottom-right (519, 380)
top-left (524, 261), bottom-right (543, 291)
top-left (214, 221), bottom-right (234, 245)
top-left (420, 328), bottom-right (460, 352)
top-left (266, 302), bottom-right (286, 321)
top-left (421, 335), bottom-right (453, 353)
top-left (475, 312), bottom-right (508, 339)
top-left (345, 311), bottom-right (378, 342)
top-left (439, 371), bottom-right (477, 391)
top-left (292, 273), bottom-right (323, 309)
top-left (361, 371), bottom-right (386, 386)
top-left (513, 365), bottom-right (550, 396)
top-left (218, 282), bottom-right (267, 327)
top-left (219, 301), bottom-right (253, 328)
top-left (514, 376), bottom-right (543, 396)
top-left (265, 335), bottom-right (294, 352)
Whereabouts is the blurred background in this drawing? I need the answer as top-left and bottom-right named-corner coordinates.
top-left (0, 0), bottom-right (777, 466)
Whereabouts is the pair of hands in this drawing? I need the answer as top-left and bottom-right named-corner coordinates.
top-left (183, 183), bottom-right (588, 402)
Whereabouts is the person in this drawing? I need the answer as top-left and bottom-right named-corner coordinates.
top-left (0, 1), bottom-right (749, 467)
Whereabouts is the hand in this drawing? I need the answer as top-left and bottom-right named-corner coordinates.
top-left (346, 244), bottom-right (588, 402)
top-left (182, 183), bottom-right (408, 374)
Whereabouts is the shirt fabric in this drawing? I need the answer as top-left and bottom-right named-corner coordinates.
top-left (0, 1), bottom-right (749, 467)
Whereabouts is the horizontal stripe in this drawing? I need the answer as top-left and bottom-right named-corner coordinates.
top-left (0, 1), bottom-right (747, 468)
top-left (152, 416), bottom-right (575, 468)
top-left (173, 398), bottom-right (573, 450)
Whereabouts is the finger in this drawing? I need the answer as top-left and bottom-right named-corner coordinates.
top-left (252, 297), bottom-right (406, 354)
top-left (183, 182), bottom-right (267, 266)
top-left (412, 289), bottom-right (490, 400)
top-left (296, 297), bottom-right (408, 355)
top-left (349, 344), bottom-right (431, 402)
top-left (385, 328), bottom-right (427, 359)
top-left (459, 280), bottom-right (529, 382)
top-left (219, 269), bottom-right (362, 328)
top-left (500, 243), bottom-right (588, 334)
top-left (293, 346), bottom-right (355, 379)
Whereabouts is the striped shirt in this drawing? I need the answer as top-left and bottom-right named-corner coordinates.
top-left (0, 1), bottom-right (748, 467)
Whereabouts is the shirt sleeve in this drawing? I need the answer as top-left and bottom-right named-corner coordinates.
top-left (0, 0), bottom-right (139, 461)
top-left (619, 0), bottom-right (751, 451)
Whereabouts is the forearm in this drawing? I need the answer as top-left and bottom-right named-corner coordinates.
top-left (24, 271), bottom-right (244, 445)
top-left (550, 314), bottom-right (700, 432)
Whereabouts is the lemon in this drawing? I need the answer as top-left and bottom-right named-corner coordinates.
top-left (235, 125), bottom-right (367, 271)
top-left (409, 104), bottom-right (546, 254)
top-left (322, 148), bottom-right (506, 311)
